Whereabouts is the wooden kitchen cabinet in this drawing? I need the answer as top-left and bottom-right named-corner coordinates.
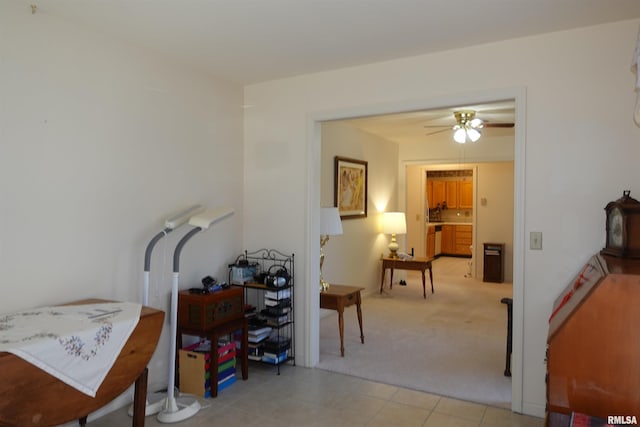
top-left (441, 225), bottom-right (455, 254)
top-left (426, 225), bottom-right (435, 258)
top-left (441, 224), bottom-right (472, 256)
top-left (426, 180), bottom-right (434, 209)
top-left (455, 225), bottom-right (472, 256)
top-left (432, 180), bottom-right (445, 208)
top-left (458, 181), bottom-right (473, 209)
top-left (446, 181), bottom-right (458, 209)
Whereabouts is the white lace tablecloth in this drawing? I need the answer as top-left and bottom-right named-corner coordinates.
top-left (0, 302), bottom-right (141, 397)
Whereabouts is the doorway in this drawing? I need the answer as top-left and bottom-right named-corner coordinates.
top-left (308, 89), bottom-right (526, 411)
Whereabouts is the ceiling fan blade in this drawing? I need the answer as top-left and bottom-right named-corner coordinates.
top-left (425, 128), bottom-right (451, 137)
top-left (482, 122), bottom-right (514, 128)
top-left (423, 124), bottom-right (452, 128)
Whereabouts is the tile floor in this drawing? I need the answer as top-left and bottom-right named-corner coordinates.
top-left (87, 363), bottom-right (543, 427)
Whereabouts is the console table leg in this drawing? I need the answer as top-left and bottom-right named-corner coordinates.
top-left (356, 301), bottom-right (364, 344)
top-left (337, 308), bottom-right (345, 357)
top-left (133, 368), bottom-right (148, 427)
top-left (428, 265), bottom-right (434, 294)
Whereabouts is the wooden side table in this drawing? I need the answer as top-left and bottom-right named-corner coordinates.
top-left (0, 299), bottom-right (164, 427)
top-left (320, 285), bottom-right (364, 357)
top-left (176, 288), bottom-right (248, 398)
top-left (380, 257), bottom-right (434, 299)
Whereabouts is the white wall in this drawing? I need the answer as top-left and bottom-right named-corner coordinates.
top-left (405, 162), bottom-right (514, 283)
top-left (476, 162), bottom-right (515, 282)
top-left (320, 121), bottom-right (399, 294)
top-left (1, 2), bottom-right (244, 418)
top-left (244, 20), bottom-right (640, 416)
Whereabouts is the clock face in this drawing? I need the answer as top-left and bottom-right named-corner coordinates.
top-left (608, 207), bottom-right (624, 248)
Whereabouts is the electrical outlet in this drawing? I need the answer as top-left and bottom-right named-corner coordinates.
top-left (530, 231), bottom-right (542, 250)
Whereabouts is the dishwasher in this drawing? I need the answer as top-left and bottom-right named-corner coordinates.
top-left (434, 224), bottom-right (442, 256)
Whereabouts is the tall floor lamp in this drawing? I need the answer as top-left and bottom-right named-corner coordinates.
top-left (320, 207), bottom-right (343, 292)
top-left (129, 205), bottom-right (205, 418)
top-left (157, 207), bottom-right (234, 424)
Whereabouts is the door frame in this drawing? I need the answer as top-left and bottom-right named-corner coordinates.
top-left (305, 87), bottom-right (526, 412)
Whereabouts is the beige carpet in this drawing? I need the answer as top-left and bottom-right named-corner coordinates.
top-left (317, 257), bottom-right (513, 408)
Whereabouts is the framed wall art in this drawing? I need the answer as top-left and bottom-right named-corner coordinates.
top-left (334, 156), bottom-right (368, 219)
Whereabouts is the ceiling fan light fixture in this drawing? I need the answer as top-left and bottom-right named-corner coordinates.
top-left (454, 127), bottom-right (467, 143)
top-left (467, 127), bottom-right (481, 142)
top-left (470, 118), bottom-right (483, 128)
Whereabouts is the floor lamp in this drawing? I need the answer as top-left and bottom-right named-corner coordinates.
top-left (320, 207), bottom-right (343, 292)
top-left (129, 204), bottom-right (204, 418)
top-left (157, 207), bottom-right (234, 424)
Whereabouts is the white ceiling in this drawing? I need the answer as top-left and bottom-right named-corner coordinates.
top-left (31, 0), bottom-right (640, 85)
top-left (337, 100), bottom-right (516, 144)
top-left (28, 0), bottom-right (640, 144)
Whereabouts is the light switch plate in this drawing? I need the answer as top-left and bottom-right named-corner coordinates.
top-left (530, 231), bottom-right (542, 250)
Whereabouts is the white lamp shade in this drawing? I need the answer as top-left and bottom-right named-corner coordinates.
top-left (382, 212), bottom-right (406, 235)
top-left (320, 207), bottom-right (343, 236)
top-left (453, 127), bottom-right (467, 143)
top-left (467, 127), bottom-right (481, 142)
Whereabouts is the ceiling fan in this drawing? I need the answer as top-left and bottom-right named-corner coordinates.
top-left (424, 110), bottom-right (514, 143)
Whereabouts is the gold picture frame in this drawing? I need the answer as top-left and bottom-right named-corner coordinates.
top-left (334, 156), bottom-right (368, 219)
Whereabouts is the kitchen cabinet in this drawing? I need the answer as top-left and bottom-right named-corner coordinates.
top-left (431, 180), bottom-right (445, 208)
top-left (441, 224), bottom-right (472, 256)
top-left (426, 225), bottom-right (435, 258)
top-left (428, 179), bottom-right (472, 210)
top-left (458, 181), bottom-right (473, 209)
top-left (441, 225), bottom-right (455, 254)
top-left (455, 225), bottom-right (472, 256)
top-left (426, 180), bottom-right (434, 209)
top-left (446, 181), bottom-right (458, 209)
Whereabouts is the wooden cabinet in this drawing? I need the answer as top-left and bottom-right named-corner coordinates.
top-left (458, 181), bottom-right (473, 209)
top-left (446, 181), bottom-right (458, 209)
top-left (427, 179), bottom-right (473, 210)
top-left (426, 225), bottom-right (435, 258)
top-left (426, 180), bottom-right (434, 209)
top-left (546, 254), bottom-right (640, 422)
top-left (431, 180), bottom-right (445, 208)
top-left (483, 243), bottom-right (504, 282)
top-left (455, 225), bottom-right (472, 256)
top-left (441, 225), bottom-right (455, 254)
top-left (440, 224), bottom-right (472, 256)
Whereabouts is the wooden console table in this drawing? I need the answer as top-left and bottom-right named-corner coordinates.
top-left (0, 299), bottom-right (164, 427)
top-left (380, 257), bottom-right (434, 299)
top-left (320, 285), bottom-right (364, 357)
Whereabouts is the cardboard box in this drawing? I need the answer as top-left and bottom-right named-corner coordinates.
top-left (179, 343), bottom-right (237, 398)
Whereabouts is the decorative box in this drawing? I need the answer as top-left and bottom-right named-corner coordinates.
top-left (177, 287), bottom-right (244, 331)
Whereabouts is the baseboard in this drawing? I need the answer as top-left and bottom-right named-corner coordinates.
top-left (521, 402), bottom-right (546, 418)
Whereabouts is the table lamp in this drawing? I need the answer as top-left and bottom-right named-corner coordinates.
top-left (320, 207), bottom-right (343, 292)
top-left (383, 212), bottom-right (406, 259)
